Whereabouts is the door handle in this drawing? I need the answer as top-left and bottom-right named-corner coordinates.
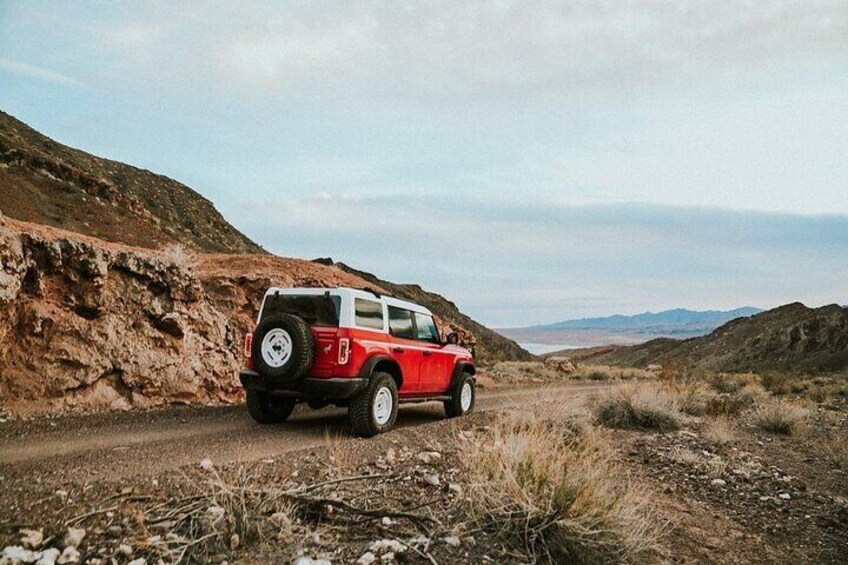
top-left (393, 347), bottom-right (404, 354)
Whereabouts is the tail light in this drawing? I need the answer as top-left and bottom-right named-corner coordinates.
top-left (244, 332), bottom-right (253, 359)
top-left (338, 338), bottom-right (350, 365)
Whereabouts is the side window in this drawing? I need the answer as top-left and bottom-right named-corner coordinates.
top-left (388, 306), bottom-right (415, 339)
top-left (354, 298), bottom-right (384, 330)
top-left (414, 313), bottom-right (439, 343)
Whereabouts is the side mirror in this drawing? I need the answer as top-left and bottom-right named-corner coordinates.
top-left (445, 332), bottom-right (460, 345)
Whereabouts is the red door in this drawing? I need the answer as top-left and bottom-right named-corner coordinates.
top-left (390, 336), bottom-right (422, 393)
top-left (414, 313), bottom-right (454, 394)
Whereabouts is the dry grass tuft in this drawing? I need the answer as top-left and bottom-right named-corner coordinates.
top-left (752, 399), bottom-right (811, 436)
top-left (594, 384), bottom-right (680, 432)
top-left (159, 243), bottom-right (196, 271)
top-left (822, 428), bottom-right (848, 469)
top-left (702, 416), bottom-right (737, 446)
top-left (463, 409), bottom-right (664, 563)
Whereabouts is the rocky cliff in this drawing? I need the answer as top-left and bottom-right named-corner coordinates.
top-left (0, 215), bottom-right (375, 418)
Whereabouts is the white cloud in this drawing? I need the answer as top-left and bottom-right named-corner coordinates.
top-left (0, 57), bottom-right (82, 87)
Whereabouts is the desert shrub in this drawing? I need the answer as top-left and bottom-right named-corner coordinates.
top-left (760, 371), bottom-right (792, 395)
top-left (575, 365), bottom-right (653, 381)
top-left (488, 361), bottom-right (566, 383)
top-left (822, 428), bottom-right (848, 469)
top-left (463, 410), bottom-right (664, 563)
top-left (667, 381), bottom-right (716, 416)
top-left (752, 399), bottom-right (811, 436)
top-left (594, 384), bottom-right (679, 432)
top-left (159, 243), bottom-right (196, 271)
top-left (706, 373), bottom-right (744, 394)
top-left (702, 416), bottom-right (737, 446)
top-left (704, 394), bottom-right (748, 417)
top-left (582, 365), bottom-right (613, 380)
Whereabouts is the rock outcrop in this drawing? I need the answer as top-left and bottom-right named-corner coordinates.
top-left (0, 217), bottom-right (373, 417)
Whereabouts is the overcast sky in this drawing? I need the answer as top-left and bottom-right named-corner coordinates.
top-left (2, 1), bottom-right (847, 326)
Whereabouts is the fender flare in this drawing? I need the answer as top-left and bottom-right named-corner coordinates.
top-left (358, 355), bottom-right (404, 389)
top-left (449, 362), bottom-right (476, 392)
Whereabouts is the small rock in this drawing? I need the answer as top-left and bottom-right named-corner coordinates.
top-left (711, 479), bottom-right (727, 486)
top-left (270, 512), bottom-right (292, 528)
top-left (2, 546), bottom-right (37, 563)
top-left (64, 527), bottom-right (86, 548)
top-left (448, 483), bottom-right (463, 495)
top-left (443, 536), bottom-right (461, 547)
top-left (356, 552), bottom-right (377, 565)
top-left (381, 517), bottom-right (393, 527)
top-left (57, 546), bottom-right (80, 564)
top-left (116, 544), bottom-right (133, 557)
top-left (417, 451), bottom-right (442, 465)
top-left (385, 449), bottom-right (396, 464)
top-left (423, 474), bottom-right (441, 487)
top-left (106, 526), bottom-right (122, 538)
top-left (127, 559), bottom-right (146, 565)
top-left (207, 506), bottom-right (226, 522)
top-left (36, 547), bottom-right (61, 565)
top-left (229, 534), bottom-right (240, 550)
top-left (199, 459), bottom-right (214, 471)
top-left (380, 552), bottom-right (395, 562)
top-left (370, 539), bottom-right (406, 554)
top-left (19, 529), bottom-right (43, 550)
top-left (779, 493), bottom-right (791, 500)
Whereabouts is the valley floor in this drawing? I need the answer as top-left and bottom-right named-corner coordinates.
top-left (1, 378), bottom-right (846, 564)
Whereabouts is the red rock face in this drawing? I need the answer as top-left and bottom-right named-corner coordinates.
top-left (0, 217), bottom-right (381, 418)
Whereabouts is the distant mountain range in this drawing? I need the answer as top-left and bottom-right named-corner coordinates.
top-left (563, 302), bottom-right (848, 373)
top-left (498, 307), bottom-right (763, 347)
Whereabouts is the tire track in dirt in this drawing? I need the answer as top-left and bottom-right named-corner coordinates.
top-left (0, 382), bottom-right (610, 482)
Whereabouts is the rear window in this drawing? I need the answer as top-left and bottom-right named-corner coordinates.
top-left (355, 298), bottom-right (384, 330)
top-left (388, 306), bottom-right (415, 339)
top-left (260, 293), bottom-right (340, 326)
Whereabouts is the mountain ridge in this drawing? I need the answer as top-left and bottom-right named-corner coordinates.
top-left (498, 306), bottom-right (763, 346)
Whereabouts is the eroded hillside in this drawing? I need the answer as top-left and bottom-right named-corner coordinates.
top-left (0, 215), bottom-right (379, 417)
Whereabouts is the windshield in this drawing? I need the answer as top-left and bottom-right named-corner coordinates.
top-left (259, 293), bottom-right (341, 327)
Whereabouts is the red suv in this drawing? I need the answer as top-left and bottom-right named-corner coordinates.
top-left (239, 287), bottom-right (476, 437)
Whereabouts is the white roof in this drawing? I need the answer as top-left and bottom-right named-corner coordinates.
top-left (263, 286), bottom-right (433, 316)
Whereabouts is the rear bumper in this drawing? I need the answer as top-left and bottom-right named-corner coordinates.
top-left (239, 369), bottom-right (366, 399)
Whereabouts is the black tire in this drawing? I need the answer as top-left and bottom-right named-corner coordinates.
top-left (349, 372), bottom-right (398, 438)
top-left (251, 313), bottom-right (315, 383)
top-left (444, 372), bottom-right (475, 418)
top-left (246, 390), bottom-right (296, 424)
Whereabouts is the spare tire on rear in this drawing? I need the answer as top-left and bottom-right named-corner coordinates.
top-left (251, 313), bottom-right (316, 383)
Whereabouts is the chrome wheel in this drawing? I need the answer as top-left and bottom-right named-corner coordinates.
top-left (460, 381), bottom-right (473, 412)
top-left (261, 328), bottom-right (292, 368)
top-left (373, 386), bottom-right (393, 426)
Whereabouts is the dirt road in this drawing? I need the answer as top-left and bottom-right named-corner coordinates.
top-left (0, 383), bottom-right (605, 483)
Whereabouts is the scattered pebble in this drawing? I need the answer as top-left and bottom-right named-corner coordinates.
top-left (19, 529), bottom-right (43, 550)
top-left (229, 534), bottom-right (240, 550)
top-left (57, 546), bottom-right (80, 564)
top-left (711, 479), bottom-right (727, 486)
top-left (423, 474), bottom-right (441, 487)
top-left (417, 451), bottom-right (442, 464)
top-left (36, 547), bottom-right (61, 565)
top-left (63, 527), bottom-right (86, 549)
top-left (380, 517), bottom-right (393, 527)
top-left (779, 493), bottom-right (791, 500)
top-left (356, 551), bottom-right (377, 565)
top-left (126, 559), bottom-right (146, 565)
top-left (199, 458), bottom-right (214, 471)
top-left (443, 536), bottom-right (461, 548)
top-left (116, 544), bottom-right (133, 557)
